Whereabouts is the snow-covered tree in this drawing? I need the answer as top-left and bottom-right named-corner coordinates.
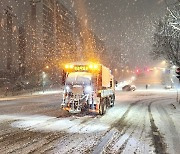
top-left (151, 1), bottom-right (180, 66)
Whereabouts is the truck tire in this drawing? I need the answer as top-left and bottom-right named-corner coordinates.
top-left (99, 103), bottom-right (103, 115)
top-left (110, 94), bottom-right (115, 107)
top-left (99, 98), bottom-right (107, 115)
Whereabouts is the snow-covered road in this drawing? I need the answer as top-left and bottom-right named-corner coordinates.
top-left (0, 90), bottom-right (179, 154)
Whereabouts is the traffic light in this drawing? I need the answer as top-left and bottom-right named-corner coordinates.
top-left (144, 67), bottom-right (150, 72)
top-left (176, 68), bottom-right (180, 81)
top-left (136, 69), bottom-right (140, 74)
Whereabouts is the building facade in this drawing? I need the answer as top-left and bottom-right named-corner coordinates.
top-left (0, 0), bottom-right (19, 79)
top-left (0, 0), bottom-right (77, 79)
top-left (0, 0), bottom-right (106, 83)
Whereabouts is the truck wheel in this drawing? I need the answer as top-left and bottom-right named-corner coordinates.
top-left (99, 98), bottom-right (106, 115)
top-left (110, 95), bottom-right (115, 107)
top-left (103, 101), bottom-right (107, 114)
top-left (99, 103), bottom-right (103, 115)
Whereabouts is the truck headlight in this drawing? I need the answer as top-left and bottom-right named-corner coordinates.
top-left (65, 86), bottom-right (70, 92)
top-left (84, 86), bottom-right (92, 93)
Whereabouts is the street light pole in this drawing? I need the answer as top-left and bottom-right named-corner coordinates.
top-left (42, 72), bottom-right (46, 93)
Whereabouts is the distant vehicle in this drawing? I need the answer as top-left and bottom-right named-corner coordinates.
top-left (122, 85), bottom-right (136, 91)
top-left (164, 85), bottom-right (172, 89)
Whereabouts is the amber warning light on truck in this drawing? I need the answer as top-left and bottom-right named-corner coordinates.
top-left (64, 63), bottom-right (99, 72)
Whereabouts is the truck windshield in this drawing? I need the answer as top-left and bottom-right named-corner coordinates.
top-left (65, 72), bottom-right (92, 86)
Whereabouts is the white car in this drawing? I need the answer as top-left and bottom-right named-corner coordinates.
top-left (164, 85), bottom-right (172, 89)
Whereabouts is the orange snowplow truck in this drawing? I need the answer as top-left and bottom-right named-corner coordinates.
top-left (61, 62), bottom-right (115, 115)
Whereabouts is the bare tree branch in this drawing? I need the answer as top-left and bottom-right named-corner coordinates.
top-left (167, 7), bottom-right (178, 20)
top-left (151, 1), bottom-right (180, 66)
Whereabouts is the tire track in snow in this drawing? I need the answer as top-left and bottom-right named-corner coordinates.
top-left (133, 98), bottom-right (172, 154)
top-left (93, 100), bottom-right (143, 154)
top-left (0, 129), bottom-right (37, 148)
top-left (157, 104), bottom-right (180, 154)
top-left (116, 119), bottom-right (141, 153)
top-left (105, 123), bottom-right (133, 154)
top-left (148, 102), bottom-right (167, 154)
top-left (0, 113), bottom-right (103, 153)
top-left (0, 118), bottom-right (66, 154)
top-left (111, 100), bottom-right (141, 131)
top-left (26, 133), bottom-right (65, 154)
top-left (0, 130), bottom-right (49, 153)
top-left (134, 107), bottom-right (147, 154)
top-left (111, 101), bottom-right (147, 153)
top-left (92, 129), bottom-right (118, 154)
top-left (104, 98), bottom-right (164, 154)
top-left (6, 132), bottom-right (65, 154)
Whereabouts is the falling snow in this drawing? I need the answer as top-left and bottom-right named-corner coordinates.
top-left (0, 0), bottom-right (176, 90)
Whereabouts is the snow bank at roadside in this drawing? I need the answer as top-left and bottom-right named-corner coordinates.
top-left (0, 89), bottom-right (63, 101)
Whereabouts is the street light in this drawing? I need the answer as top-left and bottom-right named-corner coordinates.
top-left (42, 72), bottom-right (46, 92)
top-left (161, 60), bottom-right (166, 65)
top-left (45, 65), bottom-right (49, 69)
top-left (172, 65), bottom-right (176, 69)
top-left (131, 76), bottom-right (135, 81)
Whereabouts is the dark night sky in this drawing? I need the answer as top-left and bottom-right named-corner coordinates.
top-left (59, 0), bottom-right (176, 69)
